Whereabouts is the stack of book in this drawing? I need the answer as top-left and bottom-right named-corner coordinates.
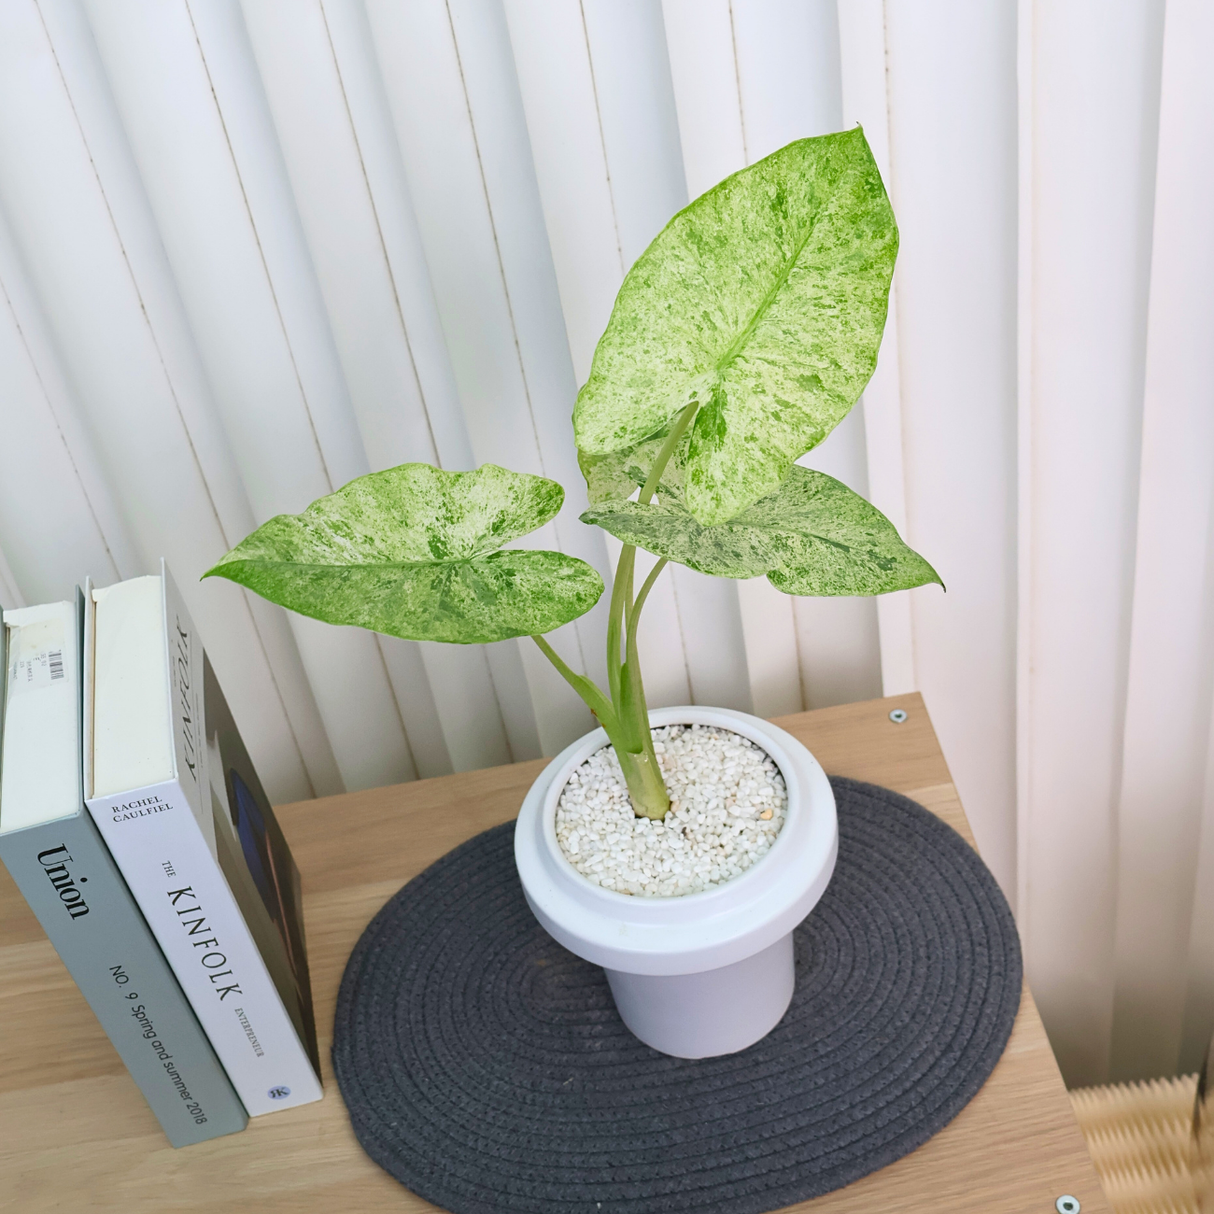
top-left (0, 563), bottom-right (323, 1147)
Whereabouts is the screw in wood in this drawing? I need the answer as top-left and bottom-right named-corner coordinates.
top-left (889, 709), bottom-right (908, 724)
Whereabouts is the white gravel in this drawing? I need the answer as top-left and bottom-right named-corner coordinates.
top-left (555, 724), bottom-right (787, 898)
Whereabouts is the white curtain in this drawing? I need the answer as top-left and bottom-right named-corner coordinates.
top-left (1, 0), bottom-right (1211, 1089)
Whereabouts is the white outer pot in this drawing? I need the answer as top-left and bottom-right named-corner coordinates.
top-left (514, 706), bottom-right (838, 1058)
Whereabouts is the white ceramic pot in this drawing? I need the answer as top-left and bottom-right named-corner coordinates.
top-left (514, 706), bottom-right (838, 1059)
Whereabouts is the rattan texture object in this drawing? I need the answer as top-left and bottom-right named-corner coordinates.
top-left (332, 777), bottom-right (1022, 1214)
top-left (1071, 1075), bottom-right (1200, 1214)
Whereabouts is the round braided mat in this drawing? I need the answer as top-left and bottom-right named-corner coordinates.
top-left (332, 777), bottom-right (1021, 1214)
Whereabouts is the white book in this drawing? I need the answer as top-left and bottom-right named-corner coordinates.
top-left (0, 596), bottom-right (247, 1146)
top-left (84, 564), bottom-right (323, 1116)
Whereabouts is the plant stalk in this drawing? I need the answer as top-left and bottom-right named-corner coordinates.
top-left (639, 402), bottom-right (699, 505)
top-left (533, 402), bottom-right (699, 819)
top-left (615, 746), bottom-right (671, 820)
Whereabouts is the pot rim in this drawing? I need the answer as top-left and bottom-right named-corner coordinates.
top-left (514, 705), bottom-right (838, 975)
top-left (540, 708), bottom-right (803, 911)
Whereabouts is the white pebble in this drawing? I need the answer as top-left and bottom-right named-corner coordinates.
top-left (555, 724), bottom-right (787, 899)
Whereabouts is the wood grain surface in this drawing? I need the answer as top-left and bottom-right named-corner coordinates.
top-left (0, 693), bottom-right (1110, 1213)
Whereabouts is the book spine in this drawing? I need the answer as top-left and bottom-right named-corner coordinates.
top-left (0, 812), bottom-right (247, 1146)
top-left (85, 779), bottom-right (323, 1116)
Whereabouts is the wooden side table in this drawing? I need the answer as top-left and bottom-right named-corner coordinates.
top-left (0, 694), bottom-right (1110, 1213)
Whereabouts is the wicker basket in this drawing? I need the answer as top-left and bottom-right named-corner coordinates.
top-left (1070, 1075), bottom-right (1199, 1214)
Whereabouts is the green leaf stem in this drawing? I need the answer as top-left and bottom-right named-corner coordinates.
top-left (574, 127), bottom-right (897, 524)
top-left (204, 463), bottom-right (604, 644)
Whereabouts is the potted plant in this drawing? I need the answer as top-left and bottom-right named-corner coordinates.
top-left (204, 128), bottom-right (940, 1059)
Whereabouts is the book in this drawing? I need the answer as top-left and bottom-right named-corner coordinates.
top-left (0, 593), bottom-right (247, 1147)
top-left (84, 565), bottom-right (323, 1116)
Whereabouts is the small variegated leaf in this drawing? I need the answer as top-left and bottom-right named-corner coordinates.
top-left (575, 128), bottom-right (897, 525)
top-left (578, 444), bottom-right (651, 504)
top-left (578, 432), bottom-right (687, 503)
top-left (204, 463), bottom-right (604, 644)
top-left (581, 465), bottom-right (941, 596)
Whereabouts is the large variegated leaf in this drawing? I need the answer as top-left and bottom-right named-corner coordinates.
top-left (581, 465), bottom-right (941, 596)
top-left (574, 128), bottom-right (897, 523)
top-left (204, 463), bottom-right (604, 644)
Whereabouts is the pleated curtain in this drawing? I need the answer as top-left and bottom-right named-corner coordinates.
top-left (1, 0), bottom-right (1211, 1091)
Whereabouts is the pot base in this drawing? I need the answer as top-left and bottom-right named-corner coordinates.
top-left (605, 933), bottom-right (794, 1058)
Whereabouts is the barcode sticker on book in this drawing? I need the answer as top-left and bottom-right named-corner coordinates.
top-left (4, 618), bottom-right (67, 699)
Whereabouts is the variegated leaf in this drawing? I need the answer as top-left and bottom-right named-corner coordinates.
top-left (575, 128), bottom-right (897, 524)
top-left (578, 432), bottom-right (686, 504)
top-left (204, 463), bottom-right (604, 644)
top-left (581, 465), bottom-right (941, 596)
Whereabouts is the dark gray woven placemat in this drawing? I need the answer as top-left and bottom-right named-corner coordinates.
top-left (332, 777), bottom-right (1021, 1214)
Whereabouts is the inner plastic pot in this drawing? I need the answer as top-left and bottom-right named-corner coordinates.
top-left (514, 706), bottom-right (838, 1057)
